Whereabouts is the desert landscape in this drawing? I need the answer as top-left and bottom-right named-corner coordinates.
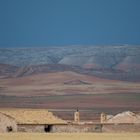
top-left (0, 46), bottom-right (140, 139)
top-left (0, 46), bottom-right (140, 120)
top-left (1, 0), bottom-right (140, 139)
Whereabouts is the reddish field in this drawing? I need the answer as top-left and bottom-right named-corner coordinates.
top-left (0, 71), bottom-right (139, 96)
top-left (0, 71), bottom-right (140, 121)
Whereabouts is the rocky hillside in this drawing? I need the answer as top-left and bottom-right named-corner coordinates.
top-left (0, 45), bottom-right (140, 81)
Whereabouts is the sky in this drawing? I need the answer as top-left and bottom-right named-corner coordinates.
top-left (0, 0), bottom-right (140, 47)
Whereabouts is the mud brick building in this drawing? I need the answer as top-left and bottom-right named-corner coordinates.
top-left (0, 109), bottom-right (140, 133)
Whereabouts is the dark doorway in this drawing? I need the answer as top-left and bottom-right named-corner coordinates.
top-left (7, 126), bottom-right (13, 132)
top-left (44, 125), bottom-right (52, 132)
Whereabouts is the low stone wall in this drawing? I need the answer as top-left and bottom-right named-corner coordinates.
top-left (17, 123), bottom-right (140, 133)
top-left (51, 124), bottom-right (102, 133)
top-left (18, 124), bottom-right (45, 132)
top-left (51, 123), bottom-right (140, 133)
top-left (102, 123), bottom-right (140, 132)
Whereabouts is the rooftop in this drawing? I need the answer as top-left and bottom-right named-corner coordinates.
top-left (0, 108), bottom-right (67, 125)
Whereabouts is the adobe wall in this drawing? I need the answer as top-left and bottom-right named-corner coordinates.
top-left (0, 112), bottom-right (17, 133)
top-left (17, 124), bottom-right (45, 132)
top-left (102, 123), bottom-right (140, 133)
top-left (17, 123), bottom-right (140, 133)
top-left (51, 123), bottom-right (140, 133)
top-left (51, 124), bottom-right (102, 133)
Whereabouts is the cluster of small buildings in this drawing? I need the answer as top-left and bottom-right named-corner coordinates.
top-left (0, 108), bottom-right (140, 133)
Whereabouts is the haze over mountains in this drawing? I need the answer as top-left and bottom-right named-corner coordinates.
top-left (0, 45), bottom-right (140, 81)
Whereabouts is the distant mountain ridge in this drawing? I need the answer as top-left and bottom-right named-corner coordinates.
top-left (0, 45), bottom-right (140, 81)
top-left (0, 63), bottom-right (18, 78)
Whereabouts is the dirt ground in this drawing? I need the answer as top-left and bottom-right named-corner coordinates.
top-left (0, 133), bottom-right (140, 140)
top-left (0, 93), bottom-right (140, 121)
top-left (1, 72), bottom-right (140, 97)
top-left (0, 72), bottom-right (140, 121)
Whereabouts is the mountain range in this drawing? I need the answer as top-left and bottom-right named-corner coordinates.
top-left (0, 45), bottom-right (140, 81)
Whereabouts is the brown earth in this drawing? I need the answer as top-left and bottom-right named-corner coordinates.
top-left (0, 71), bottom-right (140, 121)
top-left (0, 133), bottom-right (140, 140)
top-left (0, 71), bottom-right (140, 96)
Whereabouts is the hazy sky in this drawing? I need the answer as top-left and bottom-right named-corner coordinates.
top-left (0, 0), bottom-right (140, 47)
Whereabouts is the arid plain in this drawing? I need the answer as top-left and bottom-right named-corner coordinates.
top-left (0, 133), bottom-right (140, 140)
top-left (0, 71), bottom-right (140, 120)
